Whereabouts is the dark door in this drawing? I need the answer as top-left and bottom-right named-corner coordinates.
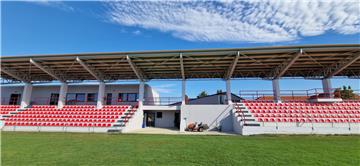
top-left (174, 112), bottom-right (180, 129)
top-left (49, 93), bottom-right (59, 105)
top-left (9, 94), bottom-right (21, 105)
top-left (106, 93), bottom-right (112, 105)
top-left (146, 113), bottom-right (155, 127)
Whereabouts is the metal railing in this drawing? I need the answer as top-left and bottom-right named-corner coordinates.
top-left (144, 97), bottom-right (182, 106)
top-left (238, 88), bottom-right (360, 101)
top-left (104, 97), bottom-right (138, 106)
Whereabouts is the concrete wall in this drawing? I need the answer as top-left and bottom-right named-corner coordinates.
top-left (31, 86), bottom-right (60, 105)
top-left (1, 84), bottom-right (157, 105)
top-left (241, 123), bottom-right (360, 135)
top-left (181, 104), bottom-right (233, 132)
top-left (144, 110), bottom-right (177, 128)
top-left (144, 85), bottom-right (160, 105)
top-left (189, 95), bottom-right (226, 105)
top-left (0, 86), bottom-right (23, 104)
top-left (187, 94), bottom-right (241, 105)
top-left (122, 108), bottom-right (144, 133)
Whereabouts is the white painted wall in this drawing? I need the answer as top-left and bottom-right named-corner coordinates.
top-left (181, 104), bottom-right (233, 132)
top-left (0, 86), bottom-right (23, 104)
top-left (145, 85), bottom-right (160, 105)
top-left (31, 86), bottom-right (60, 105)
top-left (121, 108), bottom-right (144, 132)
top-left (1, 84), bottom-right (158, 105)
top-left (144, 110), bottom-right (176, 128)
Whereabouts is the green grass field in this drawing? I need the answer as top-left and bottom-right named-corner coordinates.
top-left (1, 132), bottom-right (359, 166)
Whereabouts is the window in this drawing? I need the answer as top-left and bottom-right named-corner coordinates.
top-left (118, 93), bottom-right (138, 102)
top-left (156, 112), bottom-right (162, 118)
top-left (127, 93), bottom-right (138, 102)
top-left (87, 93), bottom-right (97, 102)
top-left (66, 93), bottom-right (76, 104)
top-left (76, 93), bottom-right (86, 102)
top-left (118, 93), bottom-right (128, 102)
top-left (67, 93), bottom-right (86, 104)
top-left (106, 93), bottom-right (112, 105)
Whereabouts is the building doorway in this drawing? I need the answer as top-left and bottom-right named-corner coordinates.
top-left (106, 93), bottom-right (112, 105)
top-left (145, 112), bottom-right (156, 127)
top-left (9, 94), bottom-right (21, 105)
top-left (174, 112), bottom-right (180, 129)
top-left (49, 93), bottom-right (59, 105)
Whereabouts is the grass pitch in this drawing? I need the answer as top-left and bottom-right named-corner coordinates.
top-left (2, 132), bottom-right (359, 165)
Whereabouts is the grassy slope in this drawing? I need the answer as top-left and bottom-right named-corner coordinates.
top-left (2, 132), bottom-right (360, 166)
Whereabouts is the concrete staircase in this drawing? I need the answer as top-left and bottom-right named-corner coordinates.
top-left (107, 106), bottom-right (137, 133)
top-left (234, 103), bottom-right (260, 127)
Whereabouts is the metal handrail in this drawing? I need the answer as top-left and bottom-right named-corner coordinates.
top-left (235, 102), bottom-right (246, 125)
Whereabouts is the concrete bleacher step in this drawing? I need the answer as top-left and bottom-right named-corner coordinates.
top-left (237, 110), bottom-right (249, 113)
top-left (107, 129), bottom-right (121, 133)
top-left (123, 112), bottom-right (134, 115)
top-left (112, 123), bottom-right (126, 127)
top-left (116, 119), bottom-right (129, 123)
top-left (243, 119), bottom-right (256, 122)
top-left (244, 123), bottom-right (261, 126)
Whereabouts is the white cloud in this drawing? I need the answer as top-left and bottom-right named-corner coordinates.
top-left (29, 1), bottom-right (74, 12)
top-left (152, 84), bottom-right (177, 94)
top-left (132, 30), bottom-right (142, 35)
top-left (105, 0), bottom-right (360, 43)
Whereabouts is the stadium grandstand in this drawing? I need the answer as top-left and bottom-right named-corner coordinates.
top-left (1, 44), bottom-right (359, 135)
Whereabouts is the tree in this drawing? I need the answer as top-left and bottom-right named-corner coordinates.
top-left (216, 89), bottom-right (223, 94)
top-left (339, 85), bottom-right (356, 99)
top-left (197, 91), bottom-right (208, 98)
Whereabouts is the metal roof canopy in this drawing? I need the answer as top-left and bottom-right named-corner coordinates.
top-left (1, 44), bottom-right (359, 82)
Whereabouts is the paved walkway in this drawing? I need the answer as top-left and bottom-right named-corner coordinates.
top-left (126, 127), bottom-right (237, 135)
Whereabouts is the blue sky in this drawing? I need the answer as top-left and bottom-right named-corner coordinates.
top-left (1, 1), bottom-right (359, 98)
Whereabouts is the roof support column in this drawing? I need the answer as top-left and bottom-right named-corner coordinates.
top-left (97, 81), bottom-right (106, 109)
top-left (226, 79), bottom-right (232, 104)
top-left (138, 81), bottom-right (145, 108)
top-left (272, 79), bottom-right (281, 103)
top-left (182, 79), bottom-right (186, 105)
top-left (322, 78), bottom-right (332, 97)
top-left (57, 82), bottom-right (68, 109)
top-left (20, 83), bottom-right (32, 109)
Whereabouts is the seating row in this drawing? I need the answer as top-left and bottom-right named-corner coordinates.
top-left (5, 118), bottom-right (116, 123)
top-left (257, 118), bottom-right (360, 123)
top-left (243, 100), bottom-right (359, 103)
top-left (252, 113), bottom-right (360, 118)
top-left (0, 105), bottom-right (20, 108)
top-left (10, 115), bottom-right (120, 119)
top-left (3, 104), bottom-right (133, 128)
top-left (249, 110), bottom-right (360, 114)
top-left (30, 105), bottom-right (130, 109)
top-left (246, 106), bottom-right (359, 110)
top-left (17, 111), bottom-right (124, 115)
top-left (244, 102), bottom-right (360, 106)
top-left (26, 108), bottom-right (128, 112)
top-left (0, 105), bottom-right (19, 116)
top-left (4, 121), bottom-right (112, 127)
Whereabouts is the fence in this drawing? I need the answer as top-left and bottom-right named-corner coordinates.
top-left (144, 97), bottom-right (182, 106)
top-left (238, 88), bottom-right (360, 101)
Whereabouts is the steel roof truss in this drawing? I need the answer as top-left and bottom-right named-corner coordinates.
top-left (29, 59), bottom-right (65, 82)
top-left (76, 57), bottom-right (104, 81)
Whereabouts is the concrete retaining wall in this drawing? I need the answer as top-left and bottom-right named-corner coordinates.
top-left (181, 104), bottom-right (233, 132)
top-left (241, 123), bottom-right (360, 135)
